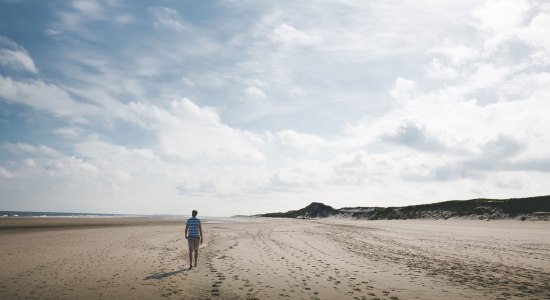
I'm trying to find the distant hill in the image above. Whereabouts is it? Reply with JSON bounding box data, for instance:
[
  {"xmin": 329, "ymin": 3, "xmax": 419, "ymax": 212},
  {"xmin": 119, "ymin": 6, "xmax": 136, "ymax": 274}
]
[
  {"xmin": 258, "ymin": 195, "xmax": 550, "ymax": 221},
  {"xmin": 261, "ymin": 202, "xmax": 338, "ymax": 219}
]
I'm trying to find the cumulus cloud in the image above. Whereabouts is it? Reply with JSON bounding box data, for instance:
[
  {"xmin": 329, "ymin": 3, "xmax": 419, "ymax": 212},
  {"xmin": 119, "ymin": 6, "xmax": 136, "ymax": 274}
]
[
  {"xmin": 410, "ymin": 135, "xmax": 546, "ymax": 182},
  {"xmin": 242, "ymin": 79, "xmax": 268, "ymax": 103},
  {"xmin": 74, "ymin": 138, "xmax": 160, "ymax": 171},
  {"xmin": 480, "ymin": 135, "xmax": 524, "ymax": 159},
  {"xmin": 271, "ymin": 23, "xmax": 320, "ymax": 46},
  {"xmin": 175, "ymin": 181, "xmax": 216, "ymax": 196},
  {"xmin": 128, "ymin": 98, "xmax": 265, "ymax": 162},
  {"xmin": 44, "ymin": 156, "xmax": 99, "ymax": 176},
  {"xmin": 425, "ymin": 58, "xmax": 458, "ymax": 79},
  {"xmin": 276, "ymin": 130, "xmax": 326, "ymax": 151},
  {"xmin": 240, "ymin": 79, "xmax": 270, "ymax": 103},
  {"xmin": 270, "ymin": 159, "xmax": 328, "ymax": 189},
  {"xmin": 518, "ymin": 5, "xmax": 550, "ymax": 63},
  {"xmin": 493, "ymin": 173, "xmax": 526, "ymax": 189},
  {"xmin": 470, "ymin": 0, "xmax": 531, "ymax": 33},
  {"xmin": 331, "ymin": 151, "xmax": 372, "ymax": 185},
  {"xmin": 243, "ymin": 85, "xmax": 266, "ymax": 101},
  {"xmin": 389, "ymin": 77, "xmax": 417, "ymax": 101},
  {"xmin": 382, "ymin": 123, "xmax": 446, "ymax": 152},
  {"xmin": 334, "ymin": 1, "xmax": 550, "ymax": 189},
  {"xmin": 0, "ymin": 36, "xmax": 38, "ymax": 73}
]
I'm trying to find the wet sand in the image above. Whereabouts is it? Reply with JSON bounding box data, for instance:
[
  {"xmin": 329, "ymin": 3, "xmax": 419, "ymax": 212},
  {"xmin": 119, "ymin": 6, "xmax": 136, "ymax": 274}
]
[{"xmin": 0, "ymin": 217, "xmax": 549, "ymax": 299}]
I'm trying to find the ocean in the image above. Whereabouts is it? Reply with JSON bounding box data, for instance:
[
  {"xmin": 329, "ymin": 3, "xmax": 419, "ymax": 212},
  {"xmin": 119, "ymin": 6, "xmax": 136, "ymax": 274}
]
[
  {"xmin": 0, "ymin": 211, "xmax": 146, "ymax": 218},
  {"xmin": 0, "ymin": 211, "xmax": 255, "ymax": 223}
]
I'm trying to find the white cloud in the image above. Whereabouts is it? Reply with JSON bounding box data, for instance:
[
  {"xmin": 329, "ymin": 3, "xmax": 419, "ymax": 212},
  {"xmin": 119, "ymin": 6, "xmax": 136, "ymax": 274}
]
[
  {"xmin": 181, "ymin": 76, "xmax": 195, "ymax": 86},
  {"xmin": 128, "ymin": 98, "xmax": 265, "ymax": 162},
  {"xmin": 71, "ymin": 0, "xmax": 103, "ymax": 17},
  {"xmin": 241, "ymin": 79, "xmax": 268, "ymax": 103},
  {"xmin": 425, "ymin": 58, "xmax": 458, "ymax": 79},
  {"xmin": 24, "ymin": 158, "xmax": 36, "ymax": 167},
  {"xmin": 243, "ymin": 85, "xmax": 266, "ymax": 102},
  {"xmin": 153, "ymin": 7, "xmax": 186, "ymax": 32},
  {"xmin": 111, "ymin": 169, "xmax": 132, "ymax": 181},
  {"xmin": 45, "ymin": 156, "xmax": 99, "ymax": 176},
  {"xmin": 1, "ymin": 142, "xmax": 62, "ymax": 157},
  {"xmin": 0, "ymin": 167, "xmax": 14, "ymax": 178},
  {"xmin": 271, "ymin": 23, "xmax": 320, "ymax": 46},
  {"xmin": 331, "ymin": 150, "xmax": 372, "ymax": 185},
  {"xmin": 276, "ymin": 130, "xmax": 327, "ymax": 151},
  {"xmin": 389, "ymin": 77, "xmax": 417, "ymax": 101},
  {"xmin": 54, "ymin": 127, "xmax": 83, "ymax": 138},
  {"xmin": 338, "ymin": 5, "xmax": 550, "ymax": 186},
  {"xmin": 244, "ymin": 86, "xmax": 266, "ymax": 102},
  {"xmin": 518, "ymin": 5, "xmax": 550, "ymax": 63},
  {"xmin": 0, "ymin": 75, "xmax": 101, "ymax": 122},
  {"xmin": 47, "ymin": 0, "xmax": 129, "ymax": 40},
  {"xmin": 471, "ymin": 0, "xmax": 530, "ymax": 33},
  {"xmin": 270, "ymin": 159, "xmax": 329, "ymax": 189},
  {"xmin": 382, "ymin": 123, "xmax": 446, "ymax": 152},
  {"xmin": 0, "ymin": 36, "xmax": 38, "ymax": 73},
  {"xmin": 75, "ymin": 139, "xmax": 159, "ymax": 166},
  {"xmin": 430, "ymin": 41, "xmax": 480, "ymax": 66}
]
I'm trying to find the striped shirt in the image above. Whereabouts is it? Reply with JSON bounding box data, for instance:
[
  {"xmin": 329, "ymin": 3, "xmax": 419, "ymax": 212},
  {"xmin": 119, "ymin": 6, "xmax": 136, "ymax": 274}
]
[{"xmin": 186, "ymin": 217, "xmax": 201, "ymax": 238}]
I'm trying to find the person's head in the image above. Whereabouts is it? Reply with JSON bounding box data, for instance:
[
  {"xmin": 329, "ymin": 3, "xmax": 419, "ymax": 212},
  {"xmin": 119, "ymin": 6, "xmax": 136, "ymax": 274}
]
[{"xmin": 192, "ymin": 210, "xmax": 198, "ymax": 217}]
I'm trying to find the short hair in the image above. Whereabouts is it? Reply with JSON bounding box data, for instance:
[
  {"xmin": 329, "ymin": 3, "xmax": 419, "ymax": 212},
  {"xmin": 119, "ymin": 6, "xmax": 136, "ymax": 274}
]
[{"xmin": 192, "ymin": 210, "xmax": 198, "ymax": 217}]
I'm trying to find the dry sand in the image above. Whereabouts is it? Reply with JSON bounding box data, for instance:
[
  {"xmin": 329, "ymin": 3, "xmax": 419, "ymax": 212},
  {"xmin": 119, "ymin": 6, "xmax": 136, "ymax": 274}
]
[{"xmin": 0, "ymin": 217, "xmax": 549, "ymax": 299}]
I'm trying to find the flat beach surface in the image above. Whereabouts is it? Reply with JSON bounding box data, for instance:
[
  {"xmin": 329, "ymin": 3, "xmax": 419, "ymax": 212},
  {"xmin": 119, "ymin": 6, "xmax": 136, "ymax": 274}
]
[{"xmin": 0, "ymin": 217, "xmax": 549, "ymax": 299}]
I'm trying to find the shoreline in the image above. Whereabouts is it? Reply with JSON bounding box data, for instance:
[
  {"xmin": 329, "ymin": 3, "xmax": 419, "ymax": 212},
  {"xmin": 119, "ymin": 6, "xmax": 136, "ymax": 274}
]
[
  {"xmin": 1, "ymin": 215, "xmax": 544, "ymax": 231},
  {"xmin": 0, "ymin": 217, "xmax": 183, "ymax": 232}
]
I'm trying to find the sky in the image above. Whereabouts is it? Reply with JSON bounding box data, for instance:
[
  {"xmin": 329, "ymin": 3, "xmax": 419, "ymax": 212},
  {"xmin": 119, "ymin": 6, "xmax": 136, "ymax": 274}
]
[{"xmin": 1, "ymin": 0, "xmax": 550, "ymax": 216}]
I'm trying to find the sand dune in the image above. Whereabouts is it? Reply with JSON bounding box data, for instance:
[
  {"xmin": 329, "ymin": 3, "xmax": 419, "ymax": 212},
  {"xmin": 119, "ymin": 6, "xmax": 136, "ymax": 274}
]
[{"xmin": 1, "ymin": 218, "xmax": 549, "ymax": 299}]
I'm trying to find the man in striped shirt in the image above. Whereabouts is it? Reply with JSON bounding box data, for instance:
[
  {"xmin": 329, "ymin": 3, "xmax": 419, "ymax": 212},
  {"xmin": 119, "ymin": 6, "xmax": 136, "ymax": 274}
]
[{"xmin": 185, "ymin": 210, "xmax": 203, "ymax": 269}]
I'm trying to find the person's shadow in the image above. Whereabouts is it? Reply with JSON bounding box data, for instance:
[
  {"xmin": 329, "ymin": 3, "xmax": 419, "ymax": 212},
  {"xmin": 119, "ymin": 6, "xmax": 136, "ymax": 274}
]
[{"xmin": 144, "ymin": 268, "xmax": 187, "ymax": 280}]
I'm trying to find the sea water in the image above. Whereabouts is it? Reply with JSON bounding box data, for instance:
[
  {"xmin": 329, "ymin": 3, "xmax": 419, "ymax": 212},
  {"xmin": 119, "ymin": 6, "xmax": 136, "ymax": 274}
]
[{"xmin": 0, "ymin": 211, "xmax": 139, "ymax": 218}]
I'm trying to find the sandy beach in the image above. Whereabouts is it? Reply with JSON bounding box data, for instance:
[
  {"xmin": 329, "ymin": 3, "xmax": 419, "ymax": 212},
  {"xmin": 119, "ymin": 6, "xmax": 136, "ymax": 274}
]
[{"xmin": 1, "ymin": 217, "xmax": 549, "ymax": 299}]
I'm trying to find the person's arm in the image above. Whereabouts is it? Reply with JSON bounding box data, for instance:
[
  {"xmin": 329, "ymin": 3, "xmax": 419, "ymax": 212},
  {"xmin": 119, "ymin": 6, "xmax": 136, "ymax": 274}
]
[
  {"xmin": 199, "ymin": 224, "xmax": 203, "ymax": 244},
  {"xmin": 185, "ymin": 223, "xmax": 189, "ymax": 240}
]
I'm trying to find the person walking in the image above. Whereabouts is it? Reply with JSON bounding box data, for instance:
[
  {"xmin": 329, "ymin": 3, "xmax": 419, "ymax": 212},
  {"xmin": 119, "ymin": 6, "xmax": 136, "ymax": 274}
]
[{"xmin": 185, "ymin": 210, "xmax": 203, "ymax": 269}]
